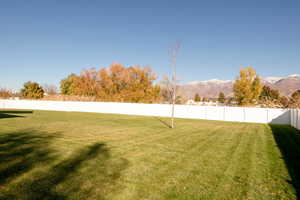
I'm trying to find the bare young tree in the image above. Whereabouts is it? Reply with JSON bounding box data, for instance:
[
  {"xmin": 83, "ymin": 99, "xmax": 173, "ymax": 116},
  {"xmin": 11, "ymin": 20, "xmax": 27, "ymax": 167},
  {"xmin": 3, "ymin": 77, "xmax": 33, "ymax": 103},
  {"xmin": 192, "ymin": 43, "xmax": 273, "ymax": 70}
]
[
  {"xmin": 169, "ymin": 41, "xmax": 180, "ymax": 128},
  {"xmin": 42, "ymin": 84, "xmax": 58, "ymax": 95},
  {"xmin": 160, "ymin": 74, "xmax": 173, "ymax": 104},
  {"xmin": 160, "ymin": 74, "xmax": 184, "ymax": 104}
]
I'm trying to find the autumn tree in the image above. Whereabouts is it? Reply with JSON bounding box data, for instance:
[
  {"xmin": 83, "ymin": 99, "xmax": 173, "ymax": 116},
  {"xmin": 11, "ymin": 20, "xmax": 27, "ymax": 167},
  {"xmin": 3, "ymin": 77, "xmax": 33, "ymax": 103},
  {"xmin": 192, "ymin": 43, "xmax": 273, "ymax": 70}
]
[
  {"xmin": 290, "ymin": 90, "xmax": 300, "ymax": 108},
  {"xmin": 218, "ymin": 92, "xmax": 225, "ymax": 103},
  {"xmin": 74, "ymin": 68, "xmax": 99, "ymax": 96},
  {"xmin": 279, "ymin": 96, "xmax": 289, "ymax": 108},
  {"xmin": 98, "ymin": 64, "xmax": 161, "ymax": 103},
  {"xmin": 0, "ymin": 88, "xmax": 13, "ymax": 99},
  {"xmin": 233, "ymin": 67, "xmax": 263, "ymax": 106},
  {"xmin": 21, "ymin": 82, "xmax": 44, "ymax": 99},
  {"xmin": 123, "ymin": 66, "xmax": 161, "ymax": 103},
  {"xmin": 194, "ymin": 93, "xmax": 201, "ymax": 102},
  {"xmin": 258, "ymin": 85, "xmax": 287, "ymax": 108},
  {"xmin": 60, "ymin": 63, "xmax": 161, "ymax": 103},
  {"xmin": 260, "ymin": 86, "xmax": 280, "ymax": 101},
  {"xmin": 60, "ymin": 73, "xmax": 79, "ymax": 95}
]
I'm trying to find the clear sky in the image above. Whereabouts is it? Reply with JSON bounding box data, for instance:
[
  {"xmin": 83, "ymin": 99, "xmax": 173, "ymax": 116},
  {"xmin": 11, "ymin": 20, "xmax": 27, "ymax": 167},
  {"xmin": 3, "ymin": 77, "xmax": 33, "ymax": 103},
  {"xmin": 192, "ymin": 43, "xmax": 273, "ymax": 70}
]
[{"xmin": 1, "ymin": 0, "xmax": 300, "ymax": 90}]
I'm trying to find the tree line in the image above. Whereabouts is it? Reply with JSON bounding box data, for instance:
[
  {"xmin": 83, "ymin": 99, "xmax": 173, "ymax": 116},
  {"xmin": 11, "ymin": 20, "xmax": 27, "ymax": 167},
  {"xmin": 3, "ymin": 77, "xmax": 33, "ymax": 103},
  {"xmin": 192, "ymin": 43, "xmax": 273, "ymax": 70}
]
[
  {"xmin": 192, "ymin": 67, "xmax": 300, "ymax": 108},
  {"xmin": 233, "ymin": 67, "xmax": 300, "ymax": 108},
  {"xmin": 1, "ymin": 64, "xmax": 299, "ymax": 108},
  {"xmin": 2, "ymin": 63, "xmax": 161, "ymax": 103}
]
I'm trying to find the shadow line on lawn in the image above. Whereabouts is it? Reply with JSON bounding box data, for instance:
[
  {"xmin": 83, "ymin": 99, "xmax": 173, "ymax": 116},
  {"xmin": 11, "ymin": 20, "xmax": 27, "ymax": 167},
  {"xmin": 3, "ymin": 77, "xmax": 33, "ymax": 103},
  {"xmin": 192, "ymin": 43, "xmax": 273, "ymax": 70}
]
[
  {"xmin": 0, "ymin": 110, "xmax": 33, "ymax": 119},
  {"xmin": 269, "ymin": 124, "xmax": 300, "ymax": 199},
  {"xmin": 154, "ymin": 117, "xmax": 172, "ymax": 128},
  {"xmin": 0, "ymin": 129, "xmax": 128, "ymax": 200},
  {"xmin": 0, "ymin": 130, "xmax": 57, "ymax": 185}
]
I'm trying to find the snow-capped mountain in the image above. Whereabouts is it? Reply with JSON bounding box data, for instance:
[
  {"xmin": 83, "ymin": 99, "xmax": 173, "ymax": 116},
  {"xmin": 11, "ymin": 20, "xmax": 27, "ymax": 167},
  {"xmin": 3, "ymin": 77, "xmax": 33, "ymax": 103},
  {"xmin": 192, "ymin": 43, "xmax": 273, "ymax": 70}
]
[
  {"xmin": 288, "ymin": 74, "xmax": 300, "ymax": 78},
  {"xmin": 186, "ymin": 79, "xmax": 232, "ymax": 85},
  {"xmin": 180, "ymin": 74, "xmax": 300, "ymax": 98},
  {"xmin": 262, "ymin": 77, "xmax": 283, "ymax": 84}
]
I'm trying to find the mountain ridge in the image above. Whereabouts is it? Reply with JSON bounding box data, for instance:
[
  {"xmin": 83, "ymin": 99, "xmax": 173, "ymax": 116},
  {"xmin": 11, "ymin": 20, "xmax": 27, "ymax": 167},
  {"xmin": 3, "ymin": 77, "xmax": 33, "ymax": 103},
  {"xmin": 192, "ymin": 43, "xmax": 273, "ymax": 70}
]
[{"xmin": 180, "ymin": 74, "xmax": 300, "ymax": 98}]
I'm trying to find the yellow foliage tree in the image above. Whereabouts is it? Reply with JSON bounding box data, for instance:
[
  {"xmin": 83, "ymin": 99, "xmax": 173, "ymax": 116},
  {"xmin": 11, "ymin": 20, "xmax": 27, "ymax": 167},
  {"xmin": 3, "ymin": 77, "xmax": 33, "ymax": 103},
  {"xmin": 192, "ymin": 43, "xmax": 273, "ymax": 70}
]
[{"xmin": 233, "ymin": 67, "xmax": 263, "ymax": 106}]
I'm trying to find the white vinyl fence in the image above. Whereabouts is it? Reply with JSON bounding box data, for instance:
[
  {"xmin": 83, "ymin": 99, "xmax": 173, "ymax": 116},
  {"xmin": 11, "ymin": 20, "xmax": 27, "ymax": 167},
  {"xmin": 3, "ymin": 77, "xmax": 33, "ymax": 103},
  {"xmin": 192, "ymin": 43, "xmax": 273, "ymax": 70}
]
[
  {"xmin": 291, "ymin": 109, "xmax": 300, "ymax": 130},
  {"xmin": 0, "ymin": 100, "xmax": 292, "ymax": 125}
]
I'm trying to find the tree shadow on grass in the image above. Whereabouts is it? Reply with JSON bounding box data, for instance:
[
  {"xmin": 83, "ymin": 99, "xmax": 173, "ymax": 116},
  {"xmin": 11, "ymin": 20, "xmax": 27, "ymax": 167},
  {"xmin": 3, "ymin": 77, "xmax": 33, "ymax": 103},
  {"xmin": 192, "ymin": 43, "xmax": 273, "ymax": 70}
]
[
  {"xmin": 269, "ymin": 124, "xmax": 300, "ymax": 199},
  {"xmin": 0, "ymin": 130, "xmax": 128, "ymax": 200},
  {"xmin": 0, "ymin": 130, "xmax": 57, "ymax": 185},
  {"xmin": 0, "ymin": 110, "xmax": 33, "ymax": 119},
  {"xmin": 0, "ymin": 113, "xmax": 24, "ymax": 119},
  {"xmin": 0, "ymin": 111, "xmax": 33, "ymax": 114},
  {"xmin": 154, "ymin": 117, "xmax": 172, "ymax": 128}
]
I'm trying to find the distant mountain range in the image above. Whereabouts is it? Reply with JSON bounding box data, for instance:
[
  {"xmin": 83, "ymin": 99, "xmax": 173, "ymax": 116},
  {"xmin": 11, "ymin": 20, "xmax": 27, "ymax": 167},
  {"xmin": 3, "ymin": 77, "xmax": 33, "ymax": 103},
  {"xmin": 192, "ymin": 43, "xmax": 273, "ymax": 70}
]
[{"xmin": 180, "ymin": 74, "xmax": 300, "ymax": 98}]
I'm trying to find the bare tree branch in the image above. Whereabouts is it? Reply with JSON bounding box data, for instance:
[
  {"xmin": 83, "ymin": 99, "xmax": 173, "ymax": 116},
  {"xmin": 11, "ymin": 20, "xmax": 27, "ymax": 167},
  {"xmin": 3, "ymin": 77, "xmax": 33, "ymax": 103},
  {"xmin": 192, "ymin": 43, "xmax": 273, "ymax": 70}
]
[{"xmin": 169, "ymin": 41, "xmax": 181, "ymax": 128}]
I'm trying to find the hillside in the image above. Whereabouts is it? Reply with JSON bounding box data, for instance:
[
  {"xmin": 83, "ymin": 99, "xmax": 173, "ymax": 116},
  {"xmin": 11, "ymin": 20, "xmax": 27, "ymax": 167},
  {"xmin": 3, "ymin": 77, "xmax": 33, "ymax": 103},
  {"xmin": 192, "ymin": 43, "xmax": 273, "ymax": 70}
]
[{"xmin": 180, "ymin": 74, "xmax": 300, "ymax": 98}]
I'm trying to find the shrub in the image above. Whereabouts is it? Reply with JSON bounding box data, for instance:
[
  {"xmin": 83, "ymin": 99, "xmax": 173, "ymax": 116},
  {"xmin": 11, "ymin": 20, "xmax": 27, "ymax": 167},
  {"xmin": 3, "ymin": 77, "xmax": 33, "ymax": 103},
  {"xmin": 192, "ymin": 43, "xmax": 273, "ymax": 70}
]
[{"xmin": 21, "ymin": 82, "xmax": 44, "ymax": 99}]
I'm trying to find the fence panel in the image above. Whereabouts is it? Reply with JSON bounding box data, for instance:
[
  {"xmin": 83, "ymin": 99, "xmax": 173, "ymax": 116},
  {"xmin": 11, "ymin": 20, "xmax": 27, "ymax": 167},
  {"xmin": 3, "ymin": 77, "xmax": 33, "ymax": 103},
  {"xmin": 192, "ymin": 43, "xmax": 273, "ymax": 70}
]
[
  {"xmin": 0, "ymin": 100, "xmax": 292, "ymax": 125},
  {"xmin": 224, "ymin": 107, "xmax": 244, "ymax": 122},
  {"xmin": 244, "ymin": 107, "xmax": 267, "ymax": 123},
  {"xmin": 290, "ymin": 109, "xmax": 300, "ymax": 130}
]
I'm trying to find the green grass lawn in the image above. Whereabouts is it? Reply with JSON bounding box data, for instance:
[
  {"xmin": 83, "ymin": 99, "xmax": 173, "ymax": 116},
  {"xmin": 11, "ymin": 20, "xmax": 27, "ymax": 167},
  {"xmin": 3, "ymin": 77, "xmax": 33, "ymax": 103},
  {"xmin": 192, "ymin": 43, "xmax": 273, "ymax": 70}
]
[{"xmin": 0, "ymin": 110, "xmax": 299, "ymax": 200}]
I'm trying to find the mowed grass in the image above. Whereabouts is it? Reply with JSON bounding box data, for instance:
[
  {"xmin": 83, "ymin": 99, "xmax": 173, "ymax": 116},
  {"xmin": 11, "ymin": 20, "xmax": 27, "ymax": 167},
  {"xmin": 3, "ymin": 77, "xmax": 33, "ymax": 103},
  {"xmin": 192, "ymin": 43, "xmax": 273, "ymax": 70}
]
[{"xmin": 0, "ymin": 110, "xmax": 299, "ymax": 200}]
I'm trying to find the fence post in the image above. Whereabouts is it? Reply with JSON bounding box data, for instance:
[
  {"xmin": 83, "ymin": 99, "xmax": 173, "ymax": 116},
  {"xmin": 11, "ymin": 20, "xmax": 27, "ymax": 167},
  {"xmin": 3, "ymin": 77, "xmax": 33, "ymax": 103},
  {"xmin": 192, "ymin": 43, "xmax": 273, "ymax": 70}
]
[
  {"xmin": 296, "ymin": 109, "xmax": 297, "ymax": 129},
  {"xmin": 295, "ymin": 109, "xmax": 297, "ymax": 129},
  {"xmin": 296, "ymin": 109, "xmax": 300, "ymax": 129},
  {"xmin": 291, "ymin": 109, "xmax": 293, "ymax": 127},
  {"xmin": 294, "ymin": 109, "xmax": 296, "ymax": 128},
  {"xmin": 293, "ymin": 109, "xmax": 295, "ymax": 128},
  {"xmin": 266, "ymin": 108, "xmax": 269, "ymax": 124}
]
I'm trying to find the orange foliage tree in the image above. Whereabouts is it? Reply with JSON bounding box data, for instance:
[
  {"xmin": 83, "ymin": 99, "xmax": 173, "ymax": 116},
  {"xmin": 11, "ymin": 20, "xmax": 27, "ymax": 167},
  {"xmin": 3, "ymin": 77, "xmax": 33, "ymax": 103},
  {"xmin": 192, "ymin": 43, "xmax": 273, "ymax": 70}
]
[{"xmin": 60, "ymin": 63, "xmax": 161, "ymax": 103}]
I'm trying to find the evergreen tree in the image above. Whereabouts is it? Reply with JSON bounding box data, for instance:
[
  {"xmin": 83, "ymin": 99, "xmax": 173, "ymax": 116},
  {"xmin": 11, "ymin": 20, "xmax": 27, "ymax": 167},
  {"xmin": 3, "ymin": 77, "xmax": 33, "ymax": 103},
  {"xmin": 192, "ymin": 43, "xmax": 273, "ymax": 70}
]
[
  {"xmin": 202, "ymin": 97, "xmax": 208, "ymax": 102},
  {"xmin": 218, "ymin": 92, "xmax": 225, "ymax": 103},
  {"xmin": 194, "ymin": 93, "xmax": 201, "ymax": 102}
]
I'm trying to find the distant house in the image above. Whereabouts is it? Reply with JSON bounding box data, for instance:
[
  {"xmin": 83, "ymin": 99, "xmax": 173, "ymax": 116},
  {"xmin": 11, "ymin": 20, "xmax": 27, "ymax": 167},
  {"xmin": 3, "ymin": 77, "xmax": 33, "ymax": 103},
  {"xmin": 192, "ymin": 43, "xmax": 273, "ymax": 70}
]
[
  {"xmin": 186, "ymin": 99, "xmax": 196, "ymax": 105},
  {"xmin": 186, "ymin": 99, "xmax": 222, "ymax": 106}
]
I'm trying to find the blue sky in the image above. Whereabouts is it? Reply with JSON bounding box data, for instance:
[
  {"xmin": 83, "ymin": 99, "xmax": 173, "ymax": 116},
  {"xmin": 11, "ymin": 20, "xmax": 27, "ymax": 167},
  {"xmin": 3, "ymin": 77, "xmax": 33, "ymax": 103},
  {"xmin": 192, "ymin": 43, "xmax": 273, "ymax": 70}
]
[{"xmin": 1, "ymin": 0, "xmax": 300, "ymax": 90}]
